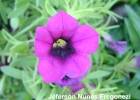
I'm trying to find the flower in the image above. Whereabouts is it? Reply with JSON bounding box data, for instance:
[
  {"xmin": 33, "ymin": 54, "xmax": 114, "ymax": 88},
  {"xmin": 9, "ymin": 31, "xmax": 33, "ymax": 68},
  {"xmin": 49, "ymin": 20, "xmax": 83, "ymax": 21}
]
[
  {"xmin": 103, "ymin": 33, "xmax": 127, "ymax": 55},
  {"xmin": 134, "ymin": 56, "xmax": 140, "ymax": 67},
  {"xmin": 108, "ymin": 41, "xmax": 127, "ymax": 55},
  {"xmin": 34, "ymin": 10, "xmax": 99, "ymax": 83},
  {"xmin": 56, "ymin": 74, "xmax": 85, "ymax": 87},
  {"xmin": 130, "ymin": 56, "xmax": 140, "ymax": 67},
  {"xmin": 72, "ymin": 84, "xmax": 95, "ymax": 93}
]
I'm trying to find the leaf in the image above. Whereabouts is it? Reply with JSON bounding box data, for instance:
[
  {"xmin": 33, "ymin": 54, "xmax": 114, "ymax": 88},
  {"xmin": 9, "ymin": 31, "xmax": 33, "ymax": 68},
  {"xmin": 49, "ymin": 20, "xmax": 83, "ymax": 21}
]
[
  {"xmin": 10, "ymin": 42, "xmax": 29, "ymax": 54},
  {"xmin": 71, "ymin": 0, "xmax": 78, "ymax": 11},
  {"xmin": 1, "ymin": 66, "xmax": 22, "ymax": 79},
  {"xmin": 129, "ymin": 0, "xmax": 138, "ymax": 5},
  {"xmin": 45, "ymin": 88, "xmax": 56, "ymax": 99},
  {"xmin": 125, "ymin": 5, "xmax": 140, "ymax": 38},
  {"xmin": 118, "ymin": 69, "xmax": 140, "ymax": 99},
  {"xmin": 87, "ymin": 70, "xmax": 111, "ymax": 79},
  {"xmin": 0, "ymin": 31, "xmax": 6, "ymax": 45},
  {"xmin": 2, "ymin": 29, "xmax": 19, "ymax": 44},
  {"xmin": 124, "ymin": 18, "xmax": 140, "ymax": 52},
  {"xmin": 45, "ymin": 1, "xmax": 57, "ymax": 16},
  {"xmin": 16, "ymin": 0, "xmax": 31, "ymax": 7},
  {"xmin": 109, "ymin": 27, "xmax": 124, "ymax": 41},
  {"xmin": 8, "ymin": 3, "xmax": 29, "ymax": 18},
  {"xmin": 10, "ymin": 56, "xmax": 37, "ymax": 68},
  {"xmin": 73, "ymin": 9, "xmax": 94, "ymax": 19},
  {"xmin": 38, "ymin": 0, "xmax": 46, "ymax": 8},
  {"xmin": 130, "ymin": 69, "xmax": 140, "ymax": 86},
  {"xmin": 49, "ymin": 0, "xmax": 59, "ymax": 8},
  {"xmin": 22, "ymin": 71, "xmax": 38, "ymax": 98},
  {"xmin": 29, "ymin": 78, "xmax": 42, "ymax": 88},
  {"xmin": 0, "ymin": 75, "xmax": 6, "ymax": 94},
  {"xmin": 131, "ymin": 89, "xmax": 140, "ymax": 99},
  {"xmin": 36, "ymin": 85, "xmax": 48, "ymax": 100},
  {"xmin": 10, "ymin": 17, "xmax": 19, "ymax": 30},
  {"xmin": 0, "ymin": 0, "xmax": 8, "ymax": 24},
  {"xmin": 15, "ymin": 16, "xmax": 44, "ymax": 38},
  {"xmin": 58, "ymin": 0, "xmax": 66, "ymax": 8}
]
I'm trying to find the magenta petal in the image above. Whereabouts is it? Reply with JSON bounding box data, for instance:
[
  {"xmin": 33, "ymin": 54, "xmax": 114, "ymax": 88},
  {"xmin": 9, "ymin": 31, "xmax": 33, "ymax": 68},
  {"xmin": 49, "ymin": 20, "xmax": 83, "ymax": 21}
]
[
  {"xmin": 108, "ymin": 41, "xmax": 127, "ymax": 55},
  {"xmin": 46, "ymin": 11, "xmax": 63, "ymax": 39},
  {"xmin": 34, "ymin": 40, "xmax": 51, "ymax": 58},
  {"xmin": 46, "ymin": 10, "xmax": 78, "ymax": 38},
  {"xmin": 65, "ymin": 53, "xmax": 91, "ymax": 78},
  {"xmin": 73, "ymin": 36, "xmax": 99, "ymax": 54},
  {"xmin": 35, "ymin": 26, "xmax": 53, "ymax": 44},
  {"xmin": 71, "ymin": 25, "xmax": 99, "ymax": 54},
  {"xmin": 72, "ymin": 84, "xmax": 95, "ymax": 93},
  {"xmin": 38, "ymin": 57, "xmax": 65, "ymax": 83},
  {"xmin": 61, "ymin": 11, "xmax": 78, "ymax": 38},
  {"xmin": 72, "ymin": 84, "xmax": 85, "ymax": 93},
  {"xmin": 56, "ymin": 75, "xmax": 85, "ymax": 87},
  {"xmin": 72, "ymin": 25, "xmax": 99, "ymax": 42},
  {"xmin": 134, "ymin": 56, "xmax": 140, "ymax": 67}
]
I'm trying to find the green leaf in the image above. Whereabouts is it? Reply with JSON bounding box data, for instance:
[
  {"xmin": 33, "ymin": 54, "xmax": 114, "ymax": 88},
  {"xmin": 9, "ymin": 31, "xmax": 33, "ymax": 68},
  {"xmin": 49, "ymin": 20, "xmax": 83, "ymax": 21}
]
[
  {"xmin": 70, "ymin": 0, "xmax": 78, "ymax": 11},
  {"xmin": 8, "ymin": 3, "xmax": 29, "ymax": 18},
  {"xmin": 0, "ymin": 0, "xmax": 8, "ymax": 24},
  {"xmin": 46, "ymin": 88, "xmax": 56, "ymax": 99},
  {"xmin": 109, "ymin": 27, "xmax": 124, "ymax": 41},
  {"xmin": 11, "ymin": 56, "xmax": 37, "ymax": 68},
  {"xmin": 1, "ymin": 66, "xmax": 22, "ymax": 79},
  {"xmin": 38, "ymin": 0, "xmax": 46, "ymax": 8},
  {"xmin": 124, "ymin": 18, "xmax": 140, "ymax": 52},
  {"xmin": 29, "ymin": 78, "xmax": 42, "ymax": 88},
  {"xmin": 72, "ymin": 9, "xmax": 94, "ymax": 19},
  {"xmin": 130, "ymin": 69, "xmax": 140, "ymax": 86},
  {"xmin": 0, "ymin": 31, "xmax": 6, "ymax": 45},
  {"xmin": 58, "ymin": 0, "xmax": 66, "ymax": 8},
  {"xmin": 131, "ymin": 89, "xmax": 140, "ymax": 99},
  {"xmin": 49, "ymin": 0, "xmax": 59, "ymax": 8},
  {"xmin": 0, "ymin": 75, "xmax": 6, "ymax": 94},
  {"xmin": 45, "ymin": 1, "xmax": 57, "ymax": 16},
  {"xmin": 10, "ymin": 42, "xmax": 29, "ymax": 54},
  {"xmin": 125, "ymin": 5, "xmax": 140, "ymax": 38},
  {"xmin": 15, "ymin": 16, "xmax": 44, "ymax": 38},
  {"xmin": 2, "ymin": 29, "xmax": 19, "ymax": 45},
  {"xmin": 22, "ymin": 71, "xmax": 38, "ymax": 98},
  {"xmin": 36, "ymin": 85, "xmax": 49, "ymax": 100},
  {"xmin": 16, "ymin": 0, "xmax": 31, "ymax": 7},
  {"xmin": 129, "ymin": 0, "xmax": 138, "ymax": 5},
  {"xmin": 87, "ymin": 70, "xmax": 111, "ymax": 79},
  {"xmin": 10, "ymin": 17, "xmax": 19, "ymax": 30}
]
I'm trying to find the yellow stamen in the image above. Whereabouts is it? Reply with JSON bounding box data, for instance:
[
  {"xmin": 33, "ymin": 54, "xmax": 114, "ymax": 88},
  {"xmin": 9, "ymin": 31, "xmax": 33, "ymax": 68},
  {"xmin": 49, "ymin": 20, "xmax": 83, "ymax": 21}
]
[{"xmin": 53, "ymin": 39, "xmax": 67, "ymax": 48}]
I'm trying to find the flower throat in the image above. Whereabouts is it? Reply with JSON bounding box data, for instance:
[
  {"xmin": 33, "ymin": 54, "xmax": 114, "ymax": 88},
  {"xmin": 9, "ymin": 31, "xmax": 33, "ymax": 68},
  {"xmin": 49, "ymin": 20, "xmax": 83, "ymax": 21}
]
[
  {"xmin": 50, "ymin": 38, "xmax": 74, "ymax": 59},
  {"xmin": 53, "ymin": 39, "xmax": 67, "ymax": 48}
]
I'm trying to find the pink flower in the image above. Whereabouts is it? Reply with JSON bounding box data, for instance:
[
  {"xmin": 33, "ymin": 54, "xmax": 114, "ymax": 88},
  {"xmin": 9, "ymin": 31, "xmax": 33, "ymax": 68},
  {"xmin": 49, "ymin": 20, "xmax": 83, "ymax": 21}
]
[
  {"xmin": 72, "ymin": 84, "xmax": 95, "ymax": 93},
  {"xmin": 56, "ymin": 74, "xmax": 85, "ymax": 87},
  {"xmin": 108, "ymin": 41, "xmax": 127, "ymax": 55},
  {"xmin": 131, "ymin": 56, "xmax": 140, "ymax": 67},
  {"xmin": 103, "ymin": 33, "xmax": 127, "ymax": 55},
  {"xmin": 134, "ymin": 56, "xmax": 140, "ymax": 67},
  {"xmin": 34, "ymin": 11, "xmax": 99, "ymax": 83}
]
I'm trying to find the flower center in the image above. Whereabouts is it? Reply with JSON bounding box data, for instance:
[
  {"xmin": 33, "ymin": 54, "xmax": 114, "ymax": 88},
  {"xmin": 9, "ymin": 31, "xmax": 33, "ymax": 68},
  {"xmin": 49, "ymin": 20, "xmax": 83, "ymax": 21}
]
[
  {"xmin": 50, "ymin": 38, "xmax": 74, "ymax": 59},
  {"xmin": 53, "ymin": 39, "xmax": 67, "ymax": 48},
  {"xmin": 62, "ymin": 75, "xmax": 70, "ymax": 81}
]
